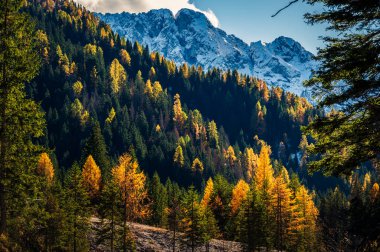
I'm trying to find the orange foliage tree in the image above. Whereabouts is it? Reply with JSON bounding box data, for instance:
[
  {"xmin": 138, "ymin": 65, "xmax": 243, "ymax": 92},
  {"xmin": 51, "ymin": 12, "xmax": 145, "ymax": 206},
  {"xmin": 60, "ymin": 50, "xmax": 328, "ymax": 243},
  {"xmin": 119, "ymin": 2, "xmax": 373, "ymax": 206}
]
[
  {"xmin": 230, "ymin": 179, "xmax": 250, "ymax": 215},
  {"xmin": 272, "ymin": 168, "xmax": 293, "ymax": 250},
  {"xmin": 112, "ymin": 153, "xmax": 150, "ymax": 221},
  {"xmin": 37, "ymin": 152, "xmax": 54, "ymax": 184},
  {"xmin": 254, "ymin": 143, "xmax": 274, "ymax": 191},
  {"xmin": 288, "ymin": 185, "xmax": 318, "ymax": 251},
  {"xmin": 82, "ymin": 155, "xmax": 102, "ymax": 199},
  {"xmin": 201, "ymin": 178, "xmax": 214, "ymax": 208}
]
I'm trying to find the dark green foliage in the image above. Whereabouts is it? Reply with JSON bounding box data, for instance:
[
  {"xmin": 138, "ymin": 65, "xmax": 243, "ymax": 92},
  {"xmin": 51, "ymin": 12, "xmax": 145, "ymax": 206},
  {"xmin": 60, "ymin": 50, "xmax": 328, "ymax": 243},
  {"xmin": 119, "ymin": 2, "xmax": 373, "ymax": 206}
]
[
  {"xmin": 149, "ymin": 172, "xmax": 168, "ymax": 227},
  {"xmin": 0, "ymin": 0, "xmax": 46, "ymax": 246},
  {"xmin": 82, "ymin": 120, "xmax": 111, "ymax": 176},
  {"xmin": 304, "ymin": 0, "xmax": 380, "ymax": 175},
  {"xmin": 61, "ymin": 162, "xmax": 90, "ymax": 251},
  {"xmin": 165, "ymin": 179, "xmax": 182, "ymax": 251},
  {"xmin": 180, "ymin": 186, "xmax": 205, "ymax": 251},
  {"xmin": 98, "ymin": 178, "xmax": 123, "ymax": 252},
  {"xmin": 319, "ymin": 187, "xmax": 350, "ymax": 251},
  {"xmin": 23, "ymin": 0, "xmax": 318, "ymax": 190}
]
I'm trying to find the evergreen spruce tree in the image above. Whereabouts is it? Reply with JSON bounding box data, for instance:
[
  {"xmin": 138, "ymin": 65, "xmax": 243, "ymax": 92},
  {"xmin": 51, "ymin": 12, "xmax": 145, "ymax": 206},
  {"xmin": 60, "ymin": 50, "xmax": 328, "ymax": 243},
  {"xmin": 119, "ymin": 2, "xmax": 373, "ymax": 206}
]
[
  {"xmin": 166, "ymin": 179, "xmax": 181, "ymax": 252},
  {"xmin": 303, "ymin": 0, "xmax": 380, "ymax": 175},
  {"xmin": 83, "ymin": 120, "xmax": 110, "ymax": 177},
  {"xmin": 0, "ymin": 0, "xmax": 46, "ymax": 247},
  {"xmin": 149, "ymin": 172, "xmax": 168, "ymax": 227},
  {"xmin": 98, "ymin": 178, "xmax": 123, "ymax": 252},
  {"xmin": 180, "ymin": 186, "xmax": 205, "ymax": 252},
  {"xmin": 61, "ymin": 162, "xmax": 90, "ymax": 252}
]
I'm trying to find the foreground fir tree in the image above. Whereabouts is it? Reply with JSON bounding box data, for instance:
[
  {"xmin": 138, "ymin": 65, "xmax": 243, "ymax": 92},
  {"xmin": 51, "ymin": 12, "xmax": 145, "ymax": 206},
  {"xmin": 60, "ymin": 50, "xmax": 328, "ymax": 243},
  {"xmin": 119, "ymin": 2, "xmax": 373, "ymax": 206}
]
[
  {"xmin": 149, "ymin": 172, "xmax": 168, "ymax": 227},
  {"xmin": 0, "ymin": 0, "xmax": 46, "ymax": 246},
  {"xmin": 303, "ymin": 0, "xmax": 380, "ymax": 176},
  {"xmin": 98, "ymin": 178, "xmax": 122, "ymax": 252},
  {"xmin": 62, "ymin": 162, "xmax": 90, "ymax": 252}
]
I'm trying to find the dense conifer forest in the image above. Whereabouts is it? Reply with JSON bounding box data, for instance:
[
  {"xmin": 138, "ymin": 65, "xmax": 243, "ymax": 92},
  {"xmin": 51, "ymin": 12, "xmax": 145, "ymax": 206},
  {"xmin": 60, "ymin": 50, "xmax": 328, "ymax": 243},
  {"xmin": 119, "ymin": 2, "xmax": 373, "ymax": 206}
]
[{"xmin": 0, "ymin": 0, "xmax": 378, "ymax": 251}]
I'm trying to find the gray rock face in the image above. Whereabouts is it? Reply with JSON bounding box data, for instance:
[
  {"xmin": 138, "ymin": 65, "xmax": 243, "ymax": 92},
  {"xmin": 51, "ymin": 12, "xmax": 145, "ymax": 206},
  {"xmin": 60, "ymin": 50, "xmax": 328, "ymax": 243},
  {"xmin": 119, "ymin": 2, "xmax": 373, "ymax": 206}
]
[{"xmin": 97, "ymin": 9, "xmax": 318, "ymax": 96}]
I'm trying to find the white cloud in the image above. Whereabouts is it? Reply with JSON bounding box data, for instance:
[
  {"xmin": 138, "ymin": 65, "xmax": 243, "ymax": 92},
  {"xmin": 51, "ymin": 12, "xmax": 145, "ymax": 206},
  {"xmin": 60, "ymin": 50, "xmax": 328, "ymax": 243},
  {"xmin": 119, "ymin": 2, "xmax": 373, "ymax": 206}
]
[{"xmin": 74, "ymin": 0, "xmax": 219, "ymax": 27}]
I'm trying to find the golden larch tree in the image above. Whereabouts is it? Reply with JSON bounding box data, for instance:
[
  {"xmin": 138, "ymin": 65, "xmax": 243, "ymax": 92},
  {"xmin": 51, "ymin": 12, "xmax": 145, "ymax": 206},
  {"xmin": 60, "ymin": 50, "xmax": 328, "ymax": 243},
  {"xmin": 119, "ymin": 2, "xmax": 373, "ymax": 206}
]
[
  {"xmin": 173, "ymin": 94, "xmax": 187, "ymax": 130},
  {"xmin": 112, "ymin": 153, "xmax": 150, "ymax": 221},
  {"xmin": 370, "ymin": 183, "xmax": 379, "ymax": 202},
  {"xmin": 72, "ymin": 80, "xmax": 83, "ymax": 96},
  {"xmin": 288, "ymin": 185, "xmax": 318, "ymax": 251},
  {"xmin": 105, "ymin": 107, "xmax": 116, "ymax": 124},
  {"xmin": 243, "ymin": 147, "xmax": 258, "ymax": 181},
  {"xmin": 173, "ymin": 145, "xmax": 185, "ymax": 168},
  {"xmin": 201, "ymin": 178, "xmax": 214, "ymax": 208},
  {"xmin": 144, "ymin": 79, "xmax": 153, "ymax": 97},
  {"xmin": 230, "ymin": 179, "xmax": 250, "ymax": 215},
  {"xmin": 191, "ymin": 158, "xmax": 204, "ymax": 173},
  {"xmin": 224, "ymin": 146, "xmax": 237, "ymax": 168},
  {"xmin": 37, "ymin": 152, "xmax": 54, "ymax": 184},
  {"xmin": 82, "ymin": 155, "xmax": 102, "ymax": 199},
  {"xmin": 272, "ymin": 173, "xmax": 293, "ymax": 250},
  {"xmin": 109, "ymin": 58, "xmax": 127, "ymax": 94},
  {"xmin": 152, "ymin": 81, "xmax": 163, "ymax": 99},
  {"xmin": 254, "ymin": 143, "xmax": 274, "ymax": 191},
  {"xmin": 119, "ymin": 49, "xmax": 131, "ymax": 66}
]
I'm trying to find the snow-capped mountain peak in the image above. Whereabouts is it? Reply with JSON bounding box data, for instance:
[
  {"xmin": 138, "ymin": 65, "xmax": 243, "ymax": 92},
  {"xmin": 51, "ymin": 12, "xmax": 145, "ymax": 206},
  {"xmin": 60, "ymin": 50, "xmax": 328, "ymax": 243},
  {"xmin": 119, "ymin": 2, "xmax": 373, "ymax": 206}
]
[{"xmin": 96, "ymin": 9, "xmax": 317, "ymax": 97}]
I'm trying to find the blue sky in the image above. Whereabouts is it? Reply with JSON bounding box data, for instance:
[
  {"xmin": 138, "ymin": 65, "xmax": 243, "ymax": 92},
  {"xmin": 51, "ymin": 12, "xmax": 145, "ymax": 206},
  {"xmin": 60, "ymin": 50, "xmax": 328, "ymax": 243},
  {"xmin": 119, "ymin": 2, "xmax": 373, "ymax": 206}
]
[
  {"xmin": 75, "ymin": 0, "xmax": 329, "ymax": 54},
  {"xmin": 191, "ymin": 0, "xmax": 327, "ymax": 53}
]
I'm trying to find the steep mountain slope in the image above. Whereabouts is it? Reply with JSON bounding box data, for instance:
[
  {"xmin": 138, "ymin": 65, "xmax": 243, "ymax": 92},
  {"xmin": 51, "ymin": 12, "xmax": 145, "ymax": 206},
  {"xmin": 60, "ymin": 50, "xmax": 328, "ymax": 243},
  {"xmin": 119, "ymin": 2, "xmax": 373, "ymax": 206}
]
[
  {"xmin": 26, "ymin": 0, "xmax": 318, "ymax": 188},
  {"xmin": 97, "ymin": 9, "xmax": 317, "ymax": 96}
]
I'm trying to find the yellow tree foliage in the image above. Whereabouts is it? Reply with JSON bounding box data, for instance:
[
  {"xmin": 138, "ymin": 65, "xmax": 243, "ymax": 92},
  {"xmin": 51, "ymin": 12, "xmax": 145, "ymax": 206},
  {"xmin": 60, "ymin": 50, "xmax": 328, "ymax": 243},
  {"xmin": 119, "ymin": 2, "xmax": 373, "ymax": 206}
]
[
  {"xmin": 112, "ymin": 153, "xmax": 150, "ymax": 221},
  {"xmin": 191, "ymin": 158, "xmax": 204, "ymax": 172},
  {"xmin": 173, "ymin": 94, "xmax": 187, "ymax": 129},
  {"xmin": 181, "ymin": 63, "xmax": 189, "ymax": 78},
  {"xmin": 82, "ymin": 155, "xmax": 102, "ymax": 198},
  {"xmin": 254, "ymin": 143, "xmax": 274, "ymax": 191},
  {"xmin": 224, "ymin": 146, "xmax": 237, "ymax": 168},
  {"xmin": 207, "ymin": 120, "xmax": 219, "ymax": 148},
  {"xmin": 201, "ymin": 178, "xmax": 214, "ymax": 208},
  {"xmin": 230, "ymin": 179, "xmax": 250, "ymax": 214},
  {"xmin": 100, "ymin": 27, "xmax": 108, "ymax": 39},
  {"xmin": 152, "ymin": 81, "xmax": 163, "ymax": 99},
  {"xmin": 190, "ymin": 110, "xmax": 206, "ymax": 141},
  {"xmin": 56, "ymin": 45, "xmax": 76, "ymax": 76},
  {"xmin": 272, "ymin": 174, "xmax": 293, "ymax": 249},
  {"xmin": 279, "ymin": 167, "xmax": 290, "ymax": 185},
  {"xmin": 173, "ymin": 145, "xmax": 184, "ymax": 167},
  {"xmin": 362, "ymin": 172, "xmax": 371, "ymax": 191},
  {"xmin": 83, "ymin": 43, "xmax": 97, "ymax": 56},
  {"xmin": 149, "ymin": 67, "xmax": 156, "ymax": 79},
  {"xmin": 288, "ymin": 185, "xmax": 318, "ymax": 250},
  {"xmin": 35, "ymin": 30, "xmax": 49, "ymax": 61},
  {"xmin": 243, "ymin": 147, "xmax": 258, "ymax": 181},
  {"xmin": 71, "ymin": 98, "xmax": 89, "ymax": 125},
  {"xmin": 144, "ymin": 79, "xmax": 153, "ymax": 96},
  {"xmin": 72, "ymin": 80, "xmax": 83, "ymax": 96},
  {"xmin": 37, "ymin": 153, "xmax": 54, "ymax": 184},
  {"xmin": 109, "ymin": 58, "xmax": 127, "ymax": 94},
  {"xmin": 155, "ymin": 124, "xmax": 161, "ymax": 133},
  {"xmin": 144, "ymin": 80, "xmax": 163, "ymax": 100},
  {"xmin": 119, "ymin": 49, "xmax": 131, "ymax": 66},
  {"xmin": 105, "ymin": 107, "xmax": 116, "ymax": 124},
  {"xmin": 370, "ymin": 183, "xmax": 379, "ymax": 202}
]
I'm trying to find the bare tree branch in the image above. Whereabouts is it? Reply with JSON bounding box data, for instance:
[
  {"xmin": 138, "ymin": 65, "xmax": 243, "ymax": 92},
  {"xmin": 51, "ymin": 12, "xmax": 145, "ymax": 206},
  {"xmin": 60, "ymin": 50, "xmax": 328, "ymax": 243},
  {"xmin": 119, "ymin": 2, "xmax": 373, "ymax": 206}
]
[{"xmin": 271, "ymin": 0, "xmax": 300, "ymax": 17}]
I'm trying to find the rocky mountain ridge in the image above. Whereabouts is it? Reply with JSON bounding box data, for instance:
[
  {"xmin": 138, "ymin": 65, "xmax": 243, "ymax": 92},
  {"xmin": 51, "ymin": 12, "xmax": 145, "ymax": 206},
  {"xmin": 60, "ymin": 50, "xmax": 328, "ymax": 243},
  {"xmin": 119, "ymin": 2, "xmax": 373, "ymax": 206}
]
[{"xmin": 96, "ymin": 8, "xmax": 318, "ymax": 97}]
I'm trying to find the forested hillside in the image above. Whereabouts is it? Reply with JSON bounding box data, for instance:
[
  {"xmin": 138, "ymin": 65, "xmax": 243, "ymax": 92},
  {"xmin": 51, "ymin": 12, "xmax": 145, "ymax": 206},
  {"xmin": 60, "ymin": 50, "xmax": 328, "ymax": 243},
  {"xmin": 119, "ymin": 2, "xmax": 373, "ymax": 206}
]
[
  {"xmin": 0, "ymin": 0, "xmax": 378, "ymax": 251},
  {"xmin": 26, "ymin": 0, "xmax": 320, "ymax": 187}
]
